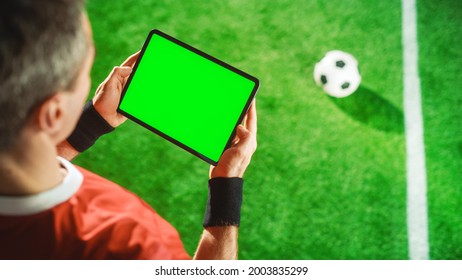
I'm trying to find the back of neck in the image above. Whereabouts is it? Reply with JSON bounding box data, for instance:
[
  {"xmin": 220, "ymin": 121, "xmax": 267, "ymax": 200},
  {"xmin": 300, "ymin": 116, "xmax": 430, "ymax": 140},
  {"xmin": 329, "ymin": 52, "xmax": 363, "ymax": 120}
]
[{"xmin": 0, "ymin": 130, "xmax": 64, "ymax": 196}]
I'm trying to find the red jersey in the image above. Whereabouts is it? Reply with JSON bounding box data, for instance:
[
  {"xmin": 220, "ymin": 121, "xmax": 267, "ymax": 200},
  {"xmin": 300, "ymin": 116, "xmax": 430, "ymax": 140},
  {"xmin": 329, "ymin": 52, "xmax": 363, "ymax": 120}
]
[{"xmin": 0, "ymin": 157, "xmax": 190, "ymax": 260}]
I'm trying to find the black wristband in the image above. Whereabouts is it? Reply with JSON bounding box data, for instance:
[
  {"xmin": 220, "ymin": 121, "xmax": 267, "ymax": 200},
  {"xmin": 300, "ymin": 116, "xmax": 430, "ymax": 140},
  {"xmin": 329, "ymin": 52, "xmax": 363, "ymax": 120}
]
[
  {"xmin": 67, "ymin": 100, "xmax": 114, "ymax": 152},
  {"xmin": 203, "ymin": 177, "xmax": 243, "ymax": 228}
]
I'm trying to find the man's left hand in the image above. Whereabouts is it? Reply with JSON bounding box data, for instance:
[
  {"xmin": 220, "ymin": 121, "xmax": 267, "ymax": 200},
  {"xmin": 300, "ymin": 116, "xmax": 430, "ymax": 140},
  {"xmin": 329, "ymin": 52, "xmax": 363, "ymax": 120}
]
[{"xmin": 92, "ymin": 51, "xmax": 140, "ymax": 128}]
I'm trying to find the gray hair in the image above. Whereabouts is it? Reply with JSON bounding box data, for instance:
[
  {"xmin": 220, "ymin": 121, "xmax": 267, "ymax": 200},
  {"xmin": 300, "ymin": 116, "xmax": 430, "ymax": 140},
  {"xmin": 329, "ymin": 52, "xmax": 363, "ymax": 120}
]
[{"xmin": 0, "ymin": 0, "xmax": 87, "ymax": 151}]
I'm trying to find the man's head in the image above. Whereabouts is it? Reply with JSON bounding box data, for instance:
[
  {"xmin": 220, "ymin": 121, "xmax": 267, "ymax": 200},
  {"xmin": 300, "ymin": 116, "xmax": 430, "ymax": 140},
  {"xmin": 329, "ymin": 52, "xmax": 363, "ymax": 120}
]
[{"xmin": 0, "ymin": 0, "xmax": 93, "ymax": 152}]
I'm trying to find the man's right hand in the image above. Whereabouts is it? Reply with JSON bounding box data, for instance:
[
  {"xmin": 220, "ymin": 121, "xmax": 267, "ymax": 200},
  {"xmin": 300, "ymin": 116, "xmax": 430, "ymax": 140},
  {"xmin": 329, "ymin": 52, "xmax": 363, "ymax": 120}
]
[{"xmin": 209, "ymin": 100, "xmax": 258, "ymax": 179}]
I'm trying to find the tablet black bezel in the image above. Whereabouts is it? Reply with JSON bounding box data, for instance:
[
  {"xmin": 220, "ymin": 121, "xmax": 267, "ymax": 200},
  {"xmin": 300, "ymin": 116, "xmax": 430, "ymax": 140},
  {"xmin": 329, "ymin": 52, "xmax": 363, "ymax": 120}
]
[{"xmin": 117, "ymin": 29, "xmax": 259, "ymax": 165}]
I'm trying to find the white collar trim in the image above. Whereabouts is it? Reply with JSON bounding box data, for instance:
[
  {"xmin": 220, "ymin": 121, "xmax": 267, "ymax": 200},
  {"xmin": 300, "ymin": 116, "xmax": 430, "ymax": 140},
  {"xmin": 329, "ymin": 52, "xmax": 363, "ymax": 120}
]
[{"xmin": 0, "ymin": 157, "xmax": 83, "ymax": 216}]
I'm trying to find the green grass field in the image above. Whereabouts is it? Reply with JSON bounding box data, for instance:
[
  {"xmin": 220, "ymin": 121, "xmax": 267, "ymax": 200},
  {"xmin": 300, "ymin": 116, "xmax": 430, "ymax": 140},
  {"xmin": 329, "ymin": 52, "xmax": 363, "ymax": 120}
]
[{"xmin": 74, "ymin": 0, "xmax": 461, "ymax": 259}]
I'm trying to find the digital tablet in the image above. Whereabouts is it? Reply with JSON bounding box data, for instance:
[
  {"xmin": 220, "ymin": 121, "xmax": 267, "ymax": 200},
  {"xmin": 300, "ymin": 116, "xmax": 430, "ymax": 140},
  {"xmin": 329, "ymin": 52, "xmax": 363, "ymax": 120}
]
[{"xmin": 118, "ymin": 29, "xmax": 259, "ymax": 165}]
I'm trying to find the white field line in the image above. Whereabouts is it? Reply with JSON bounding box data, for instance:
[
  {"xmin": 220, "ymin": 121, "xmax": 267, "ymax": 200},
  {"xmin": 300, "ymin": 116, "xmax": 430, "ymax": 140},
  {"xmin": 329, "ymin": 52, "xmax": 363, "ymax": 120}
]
[{"xmin": 402, "ymin": 0, "xmax": 430, "ymax": 260}]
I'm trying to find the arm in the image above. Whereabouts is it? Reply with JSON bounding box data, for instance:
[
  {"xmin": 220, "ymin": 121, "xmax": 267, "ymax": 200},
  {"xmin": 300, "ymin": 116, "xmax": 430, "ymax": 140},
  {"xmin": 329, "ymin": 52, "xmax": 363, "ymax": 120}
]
[
  {"xmin": 194, "ymin": 226, "xmax": 239, "ymax": 260},
  {"xmin": 58, "ymin": 52, "xmax": 140, "ymax": 161},
  {"xmin": 193, "ymin": 101, "xmax": 257, "ymax": 260},
  {"xmin": 59, "ymin": 50, "xmax": 257, "ymax": 259}
]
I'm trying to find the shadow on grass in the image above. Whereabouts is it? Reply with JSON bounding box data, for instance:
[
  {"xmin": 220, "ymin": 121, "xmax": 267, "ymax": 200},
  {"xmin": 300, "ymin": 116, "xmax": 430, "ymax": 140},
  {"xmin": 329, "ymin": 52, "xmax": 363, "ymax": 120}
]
[{"xmin": 329, "ymin": 86, "xmax": 404, "ymax": 134}]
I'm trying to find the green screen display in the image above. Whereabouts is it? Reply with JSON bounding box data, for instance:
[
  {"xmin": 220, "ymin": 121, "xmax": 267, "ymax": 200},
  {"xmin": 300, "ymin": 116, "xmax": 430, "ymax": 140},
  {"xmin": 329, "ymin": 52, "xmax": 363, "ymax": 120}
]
[{"xmin": 118, "ymin": 30, "xmax": 259, "ymax": 164}]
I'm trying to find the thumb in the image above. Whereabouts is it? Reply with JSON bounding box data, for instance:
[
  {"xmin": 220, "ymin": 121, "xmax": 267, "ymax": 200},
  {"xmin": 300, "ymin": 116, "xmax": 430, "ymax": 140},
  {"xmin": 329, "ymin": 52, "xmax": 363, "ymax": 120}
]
[
  {"xmin": 235, "ymin": 125, "xmax": 256, "ymax": 153},
  {"xmin": 114, "ymin": 66, "xmax": 132, "ymax": 80},
  {"xmin": 235, "ymin": 125, "xmax": 250, "ymax": 144},
  {"xmin": 106, "ymin": 66, "xmax": 132, "ymax": 92}
]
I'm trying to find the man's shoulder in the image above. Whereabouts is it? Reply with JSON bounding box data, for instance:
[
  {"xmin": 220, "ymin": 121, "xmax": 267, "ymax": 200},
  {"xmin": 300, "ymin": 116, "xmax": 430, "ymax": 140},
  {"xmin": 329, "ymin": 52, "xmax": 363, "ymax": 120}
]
[
  {"xmin": 72, "ymin": 165, "xmax": 149, "ymax": 211},
  {"xmin": 65, "ymin": 165, "xmax": 190, "ymax": 259}
]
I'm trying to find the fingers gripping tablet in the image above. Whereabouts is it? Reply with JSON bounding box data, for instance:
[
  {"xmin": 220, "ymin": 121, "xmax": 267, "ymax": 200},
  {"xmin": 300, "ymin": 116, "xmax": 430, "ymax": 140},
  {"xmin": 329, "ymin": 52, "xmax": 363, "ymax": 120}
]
[{"xmin": 118, "ymin": 30, "xmax": 259, "ymax": 165}]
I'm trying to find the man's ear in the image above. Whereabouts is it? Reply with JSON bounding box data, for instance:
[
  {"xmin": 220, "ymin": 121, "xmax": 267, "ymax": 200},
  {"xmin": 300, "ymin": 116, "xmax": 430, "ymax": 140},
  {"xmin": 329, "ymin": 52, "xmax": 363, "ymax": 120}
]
[{"xmin": 35, "ymin": 93, "xmax": 67, "ymax": 140}]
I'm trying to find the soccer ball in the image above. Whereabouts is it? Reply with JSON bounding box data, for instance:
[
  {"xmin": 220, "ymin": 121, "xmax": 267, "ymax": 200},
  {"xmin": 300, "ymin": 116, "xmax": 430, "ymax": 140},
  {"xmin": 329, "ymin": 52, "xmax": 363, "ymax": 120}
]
[{"xmin": 313, "ymin": 50, "xmax": 361, "ymax": 98}]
